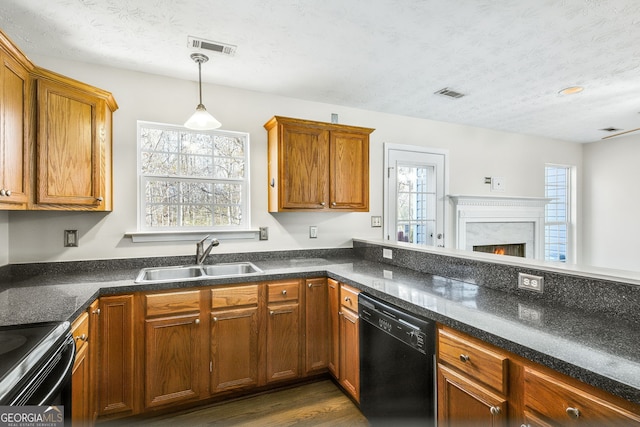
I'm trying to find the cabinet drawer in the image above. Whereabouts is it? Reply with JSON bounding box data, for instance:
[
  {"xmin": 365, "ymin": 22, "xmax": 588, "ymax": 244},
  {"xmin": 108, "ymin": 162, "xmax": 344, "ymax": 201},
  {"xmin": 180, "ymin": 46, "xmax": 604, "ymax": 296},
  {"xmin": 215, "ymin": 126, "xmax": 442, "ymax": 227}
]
[
  {"xmin": 438, "ymin": 328, "xmax": 508, "ymax": 394},
  {"xmin": 145, "ymin": 290, "xmax": 201, "ymax": 317},
  {"xmin": 340, "ymin": 284, "xmax": 359, "ymax": 311},
  {"xmin": 268, "ymin": 281, "xmax": 299, "ymax": 302},
  {"xmin": 211, "ymin": 285, "xmax": 259, "ymax": 309},
  {"xmin": 70, "ymin": 311, "xmax": 89, "ymax": 353},
  {"xmin": 524, "ymin": 366, "xmax": 640, "ymax": 424}
]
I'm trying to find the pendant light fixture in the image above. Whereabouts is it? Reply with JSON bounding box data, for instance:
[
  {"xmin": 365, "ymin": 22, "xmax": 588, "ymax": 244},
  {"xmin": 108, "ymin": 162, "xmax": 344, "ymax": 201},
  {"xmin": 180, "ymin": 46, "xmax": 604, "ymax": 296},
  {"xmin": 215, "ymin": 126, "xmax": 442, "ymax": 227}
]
[{"xmin": 184, "ymin": 53, "xmax": 221, "ymax": 130}]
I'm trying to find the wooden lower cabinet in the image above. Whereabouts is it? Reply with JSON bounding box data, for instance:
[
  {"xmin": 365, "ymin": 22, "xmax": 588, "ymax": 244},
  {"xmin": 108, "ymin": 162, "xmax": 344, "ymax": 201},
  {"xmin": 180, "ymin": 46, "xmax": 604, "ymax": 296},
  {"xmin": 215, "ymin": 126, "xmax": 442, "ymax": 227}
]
[
  {"xmin": 265, "ymin": 280, "xmax": 302, "ymax": 384},
  {"xmin": 304, "ymin": 278, "xmax": 329, "ymax": 374},
  {"xmin": 144, "ymin": 314, "xmax": 202, "ymax": 408},
  {"xmin": 338, "ymin": 305, "xmax": 360, "ymax": 401},
  {"xmin": 438, "ymin": 325, "xmax": 640, "ymax": 427},
  {"xmin": 70, "ymin": 312, "xmax": 90, "ymax": 427},
  {"xmin": 327, "ymin": 279, "xmax": 340, "ymax": 377},
  {"xmin": 97, "ymin": 294, "xmax": 135, "ymax": 418},
  {"xmin": 438, "ymin": 363, "xmax": 507, "ymax": 427},
  {"xmin": 210, "ymin": 285, "xmax": 259, "ymax": 393},
  {"xmin": 142, "ymin": 290, "xmax": 203, "ymax": 409},
  {"xmin": 328, "ymin": 281, "xmax": 360, "ymax": 402},
  {"xmin": 523, "ymin": 366, "xmax": 640, "ymax": 426}
]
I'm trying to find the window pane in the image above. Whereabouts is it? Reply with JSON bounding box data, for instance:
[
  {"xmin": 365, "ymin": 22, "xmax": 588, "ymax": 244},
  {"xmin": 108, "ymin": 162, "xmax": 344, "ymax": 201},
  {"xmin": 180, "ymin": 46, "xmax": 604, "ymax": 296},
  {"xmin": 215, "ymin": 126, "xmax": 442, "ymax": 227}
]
[
  {"xmin": 139, "ymin": 122, "xmax": 249, "ymax": 230},
  {"xmin": 544, "ymin": 165, "xmax": 570, "ymax": 262}
]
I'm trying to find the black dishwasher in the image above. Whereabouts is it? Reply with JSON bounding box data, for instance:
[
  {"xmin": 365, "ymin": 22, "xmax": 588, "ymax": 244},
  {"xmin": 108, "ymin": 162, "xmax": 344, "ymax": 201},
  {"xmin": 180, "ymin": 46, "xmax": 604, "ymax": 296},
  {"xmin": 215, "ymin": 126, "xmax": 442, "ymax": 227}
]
[{"xmin": 358, "ymin": 293, "xmax": 435, "ymax": 426}]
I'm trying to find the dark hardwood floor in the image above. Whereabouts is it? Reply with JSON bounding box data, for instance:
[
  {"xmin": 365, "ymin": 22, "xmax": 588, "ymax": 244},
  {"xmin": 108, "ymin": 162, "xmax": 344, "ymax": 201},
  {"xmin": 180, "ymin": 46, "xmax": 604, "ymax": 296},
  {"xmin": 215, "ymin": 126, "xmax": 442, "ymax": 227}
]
[{"xmin": 118, "ymin": 380, "xmax": 369, "ymax": 426}]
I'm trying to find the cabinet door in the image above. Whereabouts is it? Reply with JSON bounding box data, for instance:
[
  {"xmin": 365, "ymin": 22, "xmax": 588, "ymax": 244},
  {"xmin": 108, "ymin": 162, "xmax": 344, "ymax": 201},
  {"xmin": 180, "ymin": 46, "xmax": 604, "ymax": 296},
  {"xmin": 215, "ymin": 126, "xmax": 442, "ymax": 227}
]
[
  {"xmin": 438, "ymin": 363, "xmax": 507, "ymax": 427},
  {"xmin": 278, "ymin": 124, "xmax": 329, "ymax": 210},
  {"xmin": 339, "ymin": 308, "xmax": 360, "ymax": 402},
  {"xmin": 211, "ymin": 307, "xmax": 259, "ymax": 393},
  {"xmin": 305, "ymin": 278, "xmax": 329, "ymax": 374},
  {"xmin": 144, "ymin": 314, "xmax": 201, "ymax": 408},
  {"xmin": 35, "ymin": 78, "xmax": 108, "ymax": 209},
  {"xmin": 329, "ymin": 131, "xmax": 369, "ymax": 211},
  {"xmin": 327, "ymin": 279, "xmax": 340, "ymax": 377},
  {"xmin": 88, "ymin": 300, "xmax": 100, "ymax": 423},
  {"xmin": 266, "ymin": 302, "xmax": 300, "ymax": 383},
  {"xmin": 98, "ymin": 295, "xmax": 135, "ymax": 417},
  {"xmin": 0, "ymin": 51, "xmax": 29, "ymax": 209},
  {"xmin": 71, "ymin": 342, "xmax": 90, "ymax": 427}
]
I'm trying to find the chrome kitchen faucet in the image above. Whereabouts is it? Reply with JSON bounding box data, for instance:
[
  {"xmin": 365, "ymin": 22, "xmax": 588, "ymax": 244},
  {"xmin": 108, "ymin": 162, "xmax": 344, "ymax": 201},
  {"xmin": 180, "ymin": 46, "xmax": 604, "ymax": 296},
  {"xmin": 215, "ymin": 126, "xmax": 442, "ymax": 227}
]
[{"xmin": 195, "ymin": 235, "xmax": 220, "ymax": 265}]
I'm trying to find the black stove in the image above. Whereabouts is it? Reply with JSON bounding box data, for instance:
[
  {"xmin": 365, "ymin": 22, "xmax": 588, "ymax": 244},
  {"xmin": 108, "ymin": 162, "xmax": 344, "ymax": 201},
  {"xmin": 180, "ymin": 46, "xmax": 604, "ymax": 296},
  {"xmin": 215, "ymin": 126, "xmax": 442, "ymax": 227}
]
[{"xmin": 0, "ymin": 321, "xmax": 74, "ymax": 419}]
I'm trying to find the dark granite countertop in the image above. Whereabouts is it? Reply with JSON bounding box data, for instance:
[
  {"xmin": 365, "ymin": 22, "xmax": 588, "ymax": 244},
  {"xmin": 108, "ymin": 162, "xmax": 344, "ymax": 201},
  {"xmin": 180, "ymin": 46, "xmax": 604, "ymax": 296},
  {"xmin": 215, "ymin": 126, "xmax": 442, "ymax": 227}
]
[{"xmin": 1, "ymin": 255, "xmax": 639, "ymax": 406}]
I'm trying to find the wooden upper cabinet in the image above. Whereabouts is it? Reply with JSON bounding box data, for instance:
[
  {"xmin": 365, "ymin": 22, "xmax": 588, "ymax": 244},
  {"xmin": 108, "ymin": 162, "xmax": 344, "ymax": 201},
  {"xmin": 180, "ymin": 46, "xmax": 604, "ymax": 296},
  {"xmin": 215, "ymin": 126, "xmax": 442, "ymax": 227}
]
[
  {"xmin": 330, "ymin": 131, "xmax": 369, "ymax": 210},
  {"xmin": 33, "ymin": 71, "xmax": 117, "ymax": 211},
  {"xmin": 0, "ymin": 32, "xmax": 31, "ymax": 210},
  {"xmin": 265, "ymin": 116, "xmax": 373, "ymax": 212}
]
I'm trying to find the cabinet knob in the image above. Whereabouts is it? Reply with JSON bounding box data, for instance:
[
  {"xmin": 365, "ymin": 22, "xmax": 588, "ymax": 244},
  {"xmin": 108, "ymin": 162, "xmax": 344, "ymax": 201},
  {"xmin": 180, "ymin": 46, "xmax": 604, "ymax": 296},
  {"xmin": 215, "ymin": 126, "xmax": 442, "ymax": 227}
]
[
  {"xmin": 489, "ymin": 406, "xmax": 501, "ymax": 416},
  {"xmin": 0, "ymin": 189, "xmax": 5, "ymax": 196},
  {"xmin": 320, "ymin": 202, "xmax": 326, "ymax": 206},
  {"xmin": 75, "ymin": 334, "xmax": 87, "ymax": 342},
  {"xmin": 459, "ymin": 354, "xmax": 470, "ymax": 362},
  {"xmin": 96, "ymin": 196, "xmax": 104, "ymax": 202},
  {"xmin": 92, "ymin": 308, "xmax": 101, "ymax": 315},
  {"xmin": 4, "ymin": 190, "xmax": 10, "ymax": 197},
  {"xmin": 331, "ymin": 202, "xmax": 336, "ymax": 206},
  {"xmin": 282, "ymin": 289, "xmax": 287, "ymax": 296},
  {"xmin": 194, "ymin": 318, "xmax": 200, "ymax": 325},
  {"xmin": 213, "ymin": 317, "xmax": 218, "ymax": 322},
  {"xmin": 566, "ymin": 407, "xmax": 580, "ymax": 419}
]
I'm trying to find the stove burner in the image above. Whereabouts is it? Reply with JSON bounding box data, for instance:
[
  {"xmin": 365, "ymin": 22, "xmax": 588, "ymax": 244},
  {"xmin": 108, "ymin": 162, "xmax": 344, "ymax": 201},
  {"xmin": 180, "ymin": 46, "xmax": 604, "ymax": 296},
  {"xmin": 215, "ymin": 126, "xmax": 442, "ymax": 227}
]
[{"xmin": 0, "ymin": 333, "xmax": 28, "ymax": 355}]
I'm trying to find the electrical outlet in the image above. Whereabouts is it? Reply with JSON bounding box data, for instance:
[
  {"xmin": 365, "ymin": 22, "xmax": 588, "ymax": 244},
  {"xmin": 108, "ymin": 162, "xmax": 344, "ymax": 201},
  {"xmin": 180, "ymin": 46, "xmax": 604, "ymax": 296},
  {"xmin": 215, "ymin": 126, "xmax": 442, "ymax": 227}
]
[
  {"xmin": 491, "ymin": 176, "xmax": 506, "ymax": 192},
  {"xmin": 259, "ymin": 227, "xmax": 268, "ymax": 240},
  {"xmin": 518, "ymin": 272, "xmax": 544, "ymax": 293},
  {"xmin": 309, "ymin": 226, "xmax": 318, "ymax": 238},
  {"xmin": 383, "ymin": 248, "xmax": 393, "ymax": 259},
  {"xmin": 64, "ymin": 230, "xmax": 78, "ymax": 247}
]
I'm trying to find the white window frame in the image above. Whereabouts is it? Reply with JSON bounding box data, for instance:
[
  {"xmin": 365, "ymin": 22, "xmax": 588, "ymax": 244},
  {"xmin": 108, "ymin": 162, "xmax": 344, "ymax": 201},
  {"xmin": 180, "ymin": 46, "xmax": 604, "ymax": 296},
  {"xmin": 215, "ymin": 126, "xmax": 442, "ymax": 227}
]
[
  {"xmin": 544, "ymin": 163, "xmax": 576, "ymax": 263},
  {"xmin": 128, "ymin": 121, "xmax": 256, "ymax": 242}
]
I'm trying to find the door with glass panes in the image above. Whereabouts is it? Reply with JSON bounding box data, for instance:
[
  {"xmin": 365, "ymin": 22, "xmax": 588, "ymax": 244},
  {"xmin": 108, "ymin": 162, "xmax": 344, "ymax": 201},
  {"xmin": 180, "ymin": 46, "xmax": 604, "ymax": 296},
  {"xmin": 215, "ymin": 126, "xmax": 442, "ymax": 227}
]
[{"xmin": 386, "ymin": 147, "xmax": 446, "ymax": 247}]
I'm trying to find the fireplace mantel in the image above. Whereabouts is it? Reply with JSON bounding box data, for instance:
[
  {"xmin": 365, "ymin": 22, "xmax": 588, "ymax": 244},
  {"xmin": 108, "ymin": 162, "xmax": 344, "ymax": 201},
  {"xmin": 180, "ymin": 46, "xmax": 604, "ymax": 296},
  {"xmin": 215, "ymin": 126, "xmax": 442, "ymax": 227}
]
[{"xmin": 448, "ymin": 195, "xmax": 551, "ymax": 259}]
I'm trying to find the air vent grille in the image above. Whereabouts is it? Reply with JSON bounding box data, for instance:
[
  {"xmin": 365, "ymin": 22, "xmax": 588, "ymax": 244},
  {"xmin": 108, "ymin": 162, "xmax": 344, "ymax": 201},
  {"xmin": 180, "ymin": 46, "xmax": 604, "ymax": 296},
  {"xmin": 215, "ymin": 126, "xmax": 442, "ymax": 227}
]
[
  {"xmin": 188, "ymin": 36, "xmax": 237, "ymax": 56},
  {"xmin": 600, "ymin": 127, "xmax": 622, "ymax": 132},
  {"xmin": 435, "ymin": 87, "xmax": 466, "ymax": 99}
]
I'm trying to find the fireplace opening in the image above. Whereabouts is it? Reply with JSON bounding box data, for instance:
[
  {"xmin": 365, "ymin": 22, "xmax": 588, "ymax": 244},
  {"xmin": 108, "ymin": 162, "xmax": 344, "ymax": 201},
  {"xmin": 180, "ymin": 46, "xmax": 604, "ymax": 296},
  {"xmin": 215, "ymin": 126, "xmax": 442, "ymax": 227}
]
[{"xmin": 473, "ymin": 243, "xmax": 526, "ymax": 258}]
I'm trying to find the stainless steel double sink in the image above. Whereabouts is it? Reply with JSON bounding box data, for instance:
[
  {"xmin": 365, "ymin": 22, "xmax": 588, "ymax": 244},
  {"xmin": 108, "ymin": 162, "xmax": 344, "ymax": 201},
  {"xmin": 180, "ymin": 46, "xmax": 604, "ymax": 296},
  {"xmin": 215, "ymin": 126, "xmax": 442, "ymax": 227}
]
[{"xmin": 135, "ymin": 262, "xmax": 263, "ymax": 284}]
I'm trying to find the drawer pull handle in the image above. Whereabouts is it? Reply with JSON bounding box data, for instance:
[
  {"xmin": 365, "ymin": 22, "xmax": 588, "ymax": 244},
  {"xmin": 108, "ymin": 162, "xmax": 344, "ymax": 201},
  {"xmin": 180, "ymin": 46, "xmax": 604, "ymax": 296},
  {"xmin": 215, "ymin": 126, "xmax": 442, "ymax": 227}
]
[
  {"xmin": 282, "ymin": 289, "xmax": 287, "ymax": 296},
  {"xmin": 489, "ymin": 406, "xmax": 501, "ymax": 416},
  {"xmin": 566, "ymin": 407, "xmax": 580, "ymax": 419},
  {"xmin": 344, "ymin": 297, "xmax": 351, "ymax": 302},
  {"xmin": 92, "ymin": 308, "xmax": 101, "ymax": 315},
  {"xmin": 459, "ymin": 354, "xmax": 470, "ymax": 362},
  {"xmin": 75, "ymin": 334, "xmax": 87, "ymax": 342},
  {"xmin": 270, "ymin": 310, "xmax": 293, "ymax": 316}
]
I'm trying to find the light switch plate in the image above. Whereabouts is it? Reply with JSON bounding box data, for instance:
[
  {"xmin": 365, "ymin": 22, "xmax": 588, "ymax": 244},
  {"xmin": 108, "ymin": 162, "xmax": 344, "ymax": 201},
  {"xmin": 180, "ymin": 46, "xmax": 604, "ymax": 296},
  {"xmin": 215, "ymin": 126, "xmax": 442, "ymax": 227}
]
[
  {"xmin": 309, "ymin": 226, "xmax": 318, "ymax": 238},
  {"xmin": 371, "ymin": 216, "xmax": 382, "ymax": 227}
]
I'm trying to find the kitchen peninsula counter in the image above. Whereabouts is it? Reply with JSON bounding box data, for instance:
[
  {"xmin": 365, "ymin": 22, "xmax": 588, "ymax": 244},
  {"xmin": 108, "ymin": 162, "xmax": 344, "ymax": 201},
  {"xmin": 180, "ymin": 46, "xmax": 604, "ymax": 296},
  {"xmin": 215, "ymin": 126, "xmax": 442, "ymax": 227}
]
[{"xmin": 0, "ymin": 251, "xmax": 638, "ymax": 406}]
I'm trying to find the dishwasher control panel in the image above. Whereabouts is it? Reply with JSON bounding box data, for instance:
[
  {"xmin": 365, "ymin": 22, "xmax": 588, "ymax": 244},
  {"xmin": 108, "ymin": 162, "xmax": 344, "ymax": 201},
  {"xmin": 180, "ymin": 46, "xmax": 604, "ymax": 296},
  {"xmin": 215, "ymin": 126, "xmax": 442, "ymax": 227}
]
[{"xmin": 359, "ymin": 293, "xmax": 434, "ymax": 354}]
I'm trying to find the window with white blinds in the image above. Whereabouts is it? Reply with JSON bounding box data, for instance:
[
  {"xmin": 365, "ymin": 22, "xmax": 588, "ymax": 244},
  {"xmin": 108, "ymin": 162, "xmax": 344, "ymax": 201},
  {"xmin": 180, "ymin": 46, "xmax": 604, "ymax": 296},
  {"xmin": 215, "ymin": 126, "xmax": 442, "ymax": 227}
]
[{"xmin": 544, "ymin": 165, "xmax": 571, "ymax": 262}]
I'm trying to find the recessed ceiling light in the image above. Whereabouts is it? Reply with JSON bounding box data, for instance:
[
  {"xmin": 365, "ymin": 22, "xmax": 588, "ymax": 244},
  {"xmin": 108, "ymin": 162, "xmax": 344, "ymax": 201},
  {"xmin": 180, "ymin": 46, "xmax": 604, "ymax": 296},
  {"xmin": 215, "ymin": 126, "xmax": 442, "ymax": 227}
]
[{"xmin": 558, "ymin": 86, "xmax": 584, "ymax": 96}]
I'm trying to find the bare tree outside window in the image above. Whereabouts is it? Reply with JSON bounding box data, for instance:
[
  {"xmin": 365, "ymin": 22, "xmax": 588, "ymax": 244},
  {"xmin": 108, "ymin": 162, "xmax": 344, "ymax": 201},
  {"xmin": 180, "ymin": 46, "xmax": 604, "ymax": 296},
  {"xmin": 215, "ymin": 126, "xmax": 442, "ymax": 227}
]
[{"xmin": 138, "ymin": 122, "xmax": 249, "ymax": 230}]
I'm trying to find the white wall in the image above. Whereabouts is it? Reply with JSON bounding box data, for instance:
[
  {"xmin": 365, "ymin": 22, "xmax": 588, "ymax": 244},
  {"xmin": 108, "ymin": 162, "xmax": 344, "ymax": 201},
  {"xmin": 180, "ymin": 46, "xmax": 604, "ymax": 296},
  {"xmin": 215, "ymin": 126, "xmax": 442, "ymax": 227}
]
[
  {"xmin": 0, "ymin": 212, "xmax": 8, "ymax": 266},
  {"xmin": 6, "ymin": 55, "xmax": 583, "ymax": 263},
  {"xmin": 583, "ymin": 133, "xmax": 640, "ymax": 271}
]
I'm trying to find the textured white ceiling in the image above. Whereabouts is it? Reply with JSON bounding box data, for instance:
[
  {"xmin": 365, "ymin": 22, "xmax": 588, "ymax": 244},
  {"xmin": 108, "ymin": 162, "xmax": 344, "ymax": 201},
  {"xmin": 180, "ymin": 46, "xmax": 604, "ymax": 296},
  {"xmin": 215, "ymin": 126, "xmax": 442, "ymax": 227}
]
[{"xmin": 1, "ymin": 0, "xmax": 639, "ymax": 143}]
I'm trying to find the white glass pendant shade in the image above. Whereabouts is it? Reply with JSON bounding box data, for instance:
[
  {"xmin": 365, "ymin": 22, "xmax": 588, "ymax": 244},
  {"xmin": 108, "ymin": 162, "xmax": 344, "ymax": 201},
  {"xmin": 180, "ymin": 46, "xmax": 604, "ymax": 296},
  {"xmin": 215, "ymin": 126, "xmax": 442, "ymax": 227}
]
[
  {"xmin": 185, "ymin": 104, "xmax": 222, "ymax": 130},
  {"xmin": 184, "ymin": 53, "xmax": 221, "ymax": 130}
]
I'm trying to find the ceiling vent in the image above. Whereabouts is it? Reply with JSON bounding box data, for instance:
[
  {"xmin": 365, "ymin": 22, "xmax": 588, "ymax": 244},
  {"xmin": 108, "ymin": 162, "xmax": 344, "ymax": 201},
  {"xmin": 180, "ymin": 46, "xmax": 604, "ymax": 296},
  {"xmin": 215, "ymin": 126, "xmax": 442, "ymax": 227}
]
[
  {"xmin": 435, "ymin": 87, "xmax": 466, "ymax": 99},
  {"xmin": 188, "ymin": 36, "xmax": 237, "ymax": 56},
  {"xmin": 600, "ymin": 127, "xmax": 622, "ymax": 132}
]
